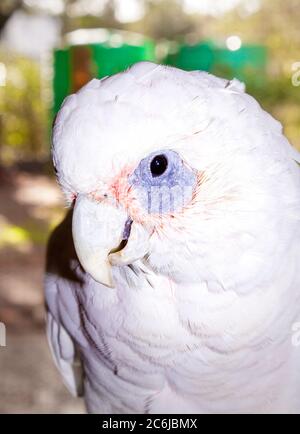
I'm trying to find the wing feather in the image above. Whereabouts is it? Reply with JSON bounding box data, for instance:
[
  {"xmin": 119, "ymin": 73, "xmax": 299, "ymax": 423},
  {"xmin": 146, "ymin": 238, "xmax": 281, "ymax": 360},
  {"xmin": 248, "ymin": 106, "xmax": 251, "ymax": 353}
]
[{"xmin": 46, "ymin": 308, "xmax": 83, "ymax": 397}]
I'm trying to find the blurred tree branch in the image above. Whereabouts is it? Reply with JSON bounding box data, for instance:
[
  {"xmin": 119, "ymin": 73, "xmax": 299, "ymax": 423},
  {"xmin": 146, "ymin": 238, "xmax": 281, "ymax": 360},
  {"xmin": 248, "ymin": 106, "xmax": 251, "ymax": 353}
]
[{"xmin": 0, "ymin": 0, "xmax": 23, "ymax": 35}]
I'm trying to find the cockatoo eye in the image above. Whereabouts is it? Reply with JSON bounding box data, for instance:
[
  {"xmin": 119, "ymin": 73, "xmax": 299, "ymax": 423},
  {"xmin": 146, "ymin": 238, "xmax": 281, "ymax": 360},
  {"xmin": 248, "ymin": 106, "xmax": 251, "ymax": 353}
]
[
  {"xmin": 129, "ymin": 150, "xmax": 197, "ymax": 214},
  {"xmin": 150, "ymin": 154, "xmax": 168, "ymax": 177}
]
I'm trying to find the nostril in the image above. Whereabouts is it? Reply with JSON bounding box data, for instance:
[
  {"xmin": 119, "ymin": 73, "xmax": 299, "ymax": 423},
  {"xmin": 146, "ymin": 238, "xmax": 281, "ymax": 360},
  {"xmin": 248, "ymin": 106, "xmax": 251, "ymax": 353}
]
[{"xmin": 89, "ymin": 191, "xmax": 109, "ymax": 202}]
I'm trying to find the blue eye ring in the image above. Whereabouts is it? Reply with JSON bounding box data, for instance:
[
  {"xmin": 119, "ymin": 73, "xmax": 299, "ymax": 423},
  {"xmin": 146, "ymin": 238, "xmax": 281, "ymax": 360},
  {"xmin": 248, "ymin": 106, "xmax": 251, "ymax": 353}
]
[
  {"xmin": 129, "ymin": 149, "xmax": 196, "ymax": 188},
  {"xmin": 128, "ymin": 149, "xmax": 197, "ymax": 214},
  {"xmin": 130, "ymin": 149, "xmax": 178, "ymax": 187}
]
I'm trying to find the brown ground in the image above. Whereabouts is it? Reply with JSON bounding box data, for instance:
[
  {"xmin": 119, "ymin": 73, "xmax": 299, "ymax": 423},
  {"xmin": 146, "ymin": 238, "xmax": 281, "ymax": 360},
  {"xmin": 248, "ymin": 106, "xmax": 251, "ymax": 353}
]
[{"xmin": 0, "ymin": 169, "xmax": 85, "ymax": 413}]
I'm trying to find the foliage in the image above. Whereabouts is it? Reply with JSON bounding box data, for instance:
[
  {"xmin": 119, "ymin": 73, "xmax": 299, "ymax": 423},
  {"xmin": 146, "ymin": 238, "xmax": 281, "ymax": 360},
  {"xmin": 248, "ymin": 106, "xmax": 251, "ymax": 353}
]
[
  {"xmin": 0, "ymin": 51, "xmax": 49, "ymax": 164},
  {"xmin": 208, "ymin": 0, "xmax": 300, "ymax": 149}
]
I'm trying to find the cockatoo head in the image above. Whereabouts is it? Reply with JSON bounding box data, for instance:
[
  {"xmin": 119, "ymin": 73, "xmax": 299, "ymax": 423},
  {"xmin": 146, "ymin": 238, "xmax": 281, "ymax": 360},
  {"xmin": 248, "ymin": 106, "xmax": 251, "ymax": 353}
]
[{"xmin": 53, "ymin": 62, "xmax": 293, "ymax": 291}]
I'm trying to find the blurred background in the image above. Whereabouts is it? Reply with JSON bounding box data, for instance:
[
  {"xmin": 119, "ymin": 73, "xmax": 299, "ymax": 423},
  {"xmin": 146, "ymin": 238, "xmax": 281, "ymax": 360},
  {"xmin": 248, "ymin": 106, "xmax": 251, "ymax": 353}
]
[{"xmin": 0, "ymin": 0, "xmax": 299, "ymax": 413}]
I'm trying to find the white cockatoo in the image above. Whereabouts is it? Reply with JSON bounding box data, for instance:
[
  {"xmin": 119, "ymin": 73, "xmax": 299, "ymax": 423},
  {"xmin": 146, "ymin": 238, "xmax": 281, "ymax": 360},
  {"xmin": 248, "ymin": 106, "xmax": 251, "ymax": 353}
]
[{"xmin": 45, "ymin": 61, "xmax": 300, "ymax": 414}]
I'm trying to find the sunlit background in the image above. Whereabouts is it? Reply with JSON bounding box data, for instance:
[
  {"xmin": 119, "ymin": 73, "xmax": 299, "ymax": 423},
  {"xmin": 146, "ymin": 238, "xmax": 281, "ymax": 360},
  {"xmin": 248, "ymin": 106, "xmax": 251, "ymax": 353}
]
[{"xmin": 0, "ymin": 0, "xmax": 299, "ymax": 413}]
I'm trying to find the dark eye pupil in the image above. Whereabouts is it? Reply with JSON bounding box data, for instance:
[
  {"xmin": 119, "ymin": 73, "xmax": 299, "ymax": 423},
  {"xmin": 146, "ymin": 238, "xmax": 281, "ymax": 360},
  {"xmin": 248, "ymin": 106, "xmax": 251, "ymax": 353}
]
[{"xmin": 150, "ymin": 154, "xmax": 168, "ymax": 177}]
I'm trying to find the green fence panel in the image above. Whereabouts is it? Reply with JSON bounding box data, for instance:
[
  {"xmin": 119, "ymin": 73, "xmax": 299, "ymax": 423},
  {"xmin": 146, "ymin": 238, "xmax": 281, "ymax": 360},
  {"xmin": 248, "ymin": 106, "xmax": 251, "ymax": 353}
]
[
  {"xmin": 53, "ymin": 49, "xmax": 71, "ymax": 116},
  {"xmin": 165, "ymin": 42, "xmax": 215, "ymax": 72},
  {"xmin": 164, "ymin": 42, "xmax": 267, "ymax": 82}
]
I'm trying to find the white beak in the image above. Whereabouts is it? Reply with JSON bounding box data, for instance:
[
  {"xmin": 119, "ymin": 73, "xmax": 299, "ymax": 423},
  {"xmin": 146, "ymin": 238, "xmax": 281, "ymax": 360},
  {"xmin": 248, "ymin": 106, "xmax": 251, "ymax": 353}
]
[
  {"xmin": 72, "ymin": 195, "xmax": 128, "ymax": 287},
  {"xmin": 72, "ymin": 195, "xmax": 150, "ymax": 288}
]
